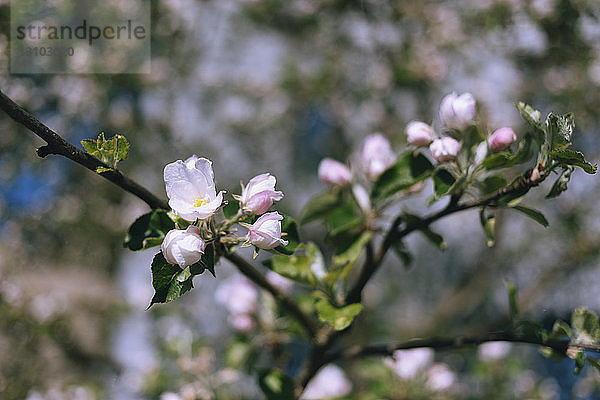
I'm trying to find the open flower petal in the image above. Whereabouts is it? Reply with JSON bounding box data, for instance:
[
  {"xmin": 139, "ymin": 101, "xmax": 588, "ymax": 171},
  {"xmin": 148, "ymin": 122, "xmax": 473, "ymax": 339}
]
[{"xmin": 164, "ymin": 155, "xmax": 223, "ymax": 221}]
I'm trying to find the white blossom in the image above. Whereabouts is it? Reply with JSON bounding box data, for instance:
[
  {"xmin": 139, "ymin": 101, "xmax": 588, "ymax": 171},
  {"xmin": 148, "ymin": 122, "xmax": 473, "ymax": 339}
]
[
  {"xmin": 301, "ymin": 365, "xmax": 352, "ymax": 399},
  {"xmin": 440, "ymin": 92, "xmax": 476, "ymax": 130},
  {"xmin": 164, "ymin": 155, "xmax": 224, "ymax": 221},
  {"xmin": 360, "ymin": 133, "xmax": 396, "ymax": 180},
  {"xmin": 161, "ymin": 226, "xmax": 205, "ymax": 268},
  {"xmin": 406, "ymin": 120, "xmax": 435, "ymax": 147},
  {"xmin": 430, "ymin": 137, "xmax": 461, "ymax": 163}
]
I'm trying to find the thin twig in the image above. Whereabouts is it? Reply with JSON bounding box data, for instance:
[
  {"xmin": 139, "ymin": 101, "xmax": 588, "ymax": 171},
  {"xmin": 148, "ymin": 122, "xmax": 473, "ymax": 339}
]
[
  {"xmin": 325, "ymin": 332, "xmax": 600, "ymax": 363},
  {"xmin": 345, "ymin": 169, "xmax": 545, "ymax": 306},
  {"xmin": 0, "ymin": 89, "xmax": 320, "ymax": 347},
  {"xmin": 0, "ymin": 89, "xmax": 169, "ymax": 210},
  {"xmin": 298, "ymin": 169, "xmax": 548, "ymax": 391},
  {"xmin": 225, "ymin": 253, "xmax": 319, "ymax": 339}
]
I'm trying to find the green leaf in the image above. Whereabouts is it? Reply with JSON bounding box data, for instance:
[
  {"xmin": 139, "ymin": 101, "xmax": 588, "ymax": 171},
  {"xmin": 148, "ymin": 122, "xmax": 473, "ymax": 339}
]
[
  {"xmin": 315, "ymin": 299, "xmax": 363, "ymax": 330},
  {"xmin": 574, "ymin": 350, "xmax": 585, "ymax": 375},
  {"xmin": 514, "ymin": 320, "xmax": 547, "ymax": 342},
  {"xmin": 510, "ymin": 205, "xmax": 549, "ymax": 228},
  {"xmin": 371, "ymin": 151, "xmax": 434, "ymax": 201},
  {"xmin": 123, "ymin": 210, "xmax": 175, "ymax": 251},
  {"xmin": 546, "ymin": 167, "xmax": 574, "ymax": 199},
  {"xmin": 481, "ymin": 133, "xmax": 538, "ymax": 170},
  {"xmin": 516, "ymin": 102, "xmax": 544, "ymax": 134},
  {"xmin": 550, "ymin": 149, "xmax": 597, "ymax": 174},
  {"xmin": 258, "ymin": 369, "xmax": 296, "ymax": 400},
  {"xmin": 481, "ymin": 151, "xmax": 512, "ymax": 170},
  {"xmin": 548, "ymin": 320, "xmax": 572, "ymax": 340},
  {"xmin": 95, "ymin": 166, "xmax": 112, "ymax": 173},
  {"xmin": 477, "ymin": 174, "xmax": 507, "ymax": 195},
  {"xmin": 432, "ymin": 168, "xmax": 456, "ymax": 199},
  {"xmin": 539, "ymin": 346, "xmax": 567, "ymax": 360},
  {"xmin": 264, "ymin": 243, "xmax": 323, "ymax": 287},
  {"xmin": 479, "ymin": 208, "xmax": 496, "ymax": 247},
  {"xmin": 81, "ymin": 132, "xmax": 130, "ymax": 169},
  {"xmin": 402, "ymin": 212, "xmax": 446, "ymax": 250},
  {"xmin": 149, "ymin": 252, "xmax": 193, "ymax": 307},
  {"xmin": 326, "ymin": 231, "xmax": 372, "ymax": 285},
  {"xmin": 392, "ymin": 241, "xmax": 413, "ymax": 269},
  {"xmin": 222, "ymin": 200, "xmax": 240, "ymax": 219},
  {"xmin": 142, "ymin": 237, "xmax": 165, "ymax": 249},
  {"xmin": 300, "ymin": 191, "xmax": 343, "ymax": 224},
  {"xmin": 421, "ymin": 227, "xmax": 446, "ymax": 250},
  {"xmin": 511, "ymin": 132, "xmax": 539, "ymax": 165},
  {"xmin": 322, "ymin": 197, "xmax": 364, "ymax": 239},
  {"xmin": 546, "ymin": 113, "xmax": 573, "ymax": 151},
  {"xmin": 190, "ymin": 242, "xmax": 216, "ymax": 277},
  {"xmin": 272, "ymin": 216, "xmax": 301, "ymax": 255},
  {"xmin": 571, "ymin": 307, "xmax": 600, "ymax": 344}
]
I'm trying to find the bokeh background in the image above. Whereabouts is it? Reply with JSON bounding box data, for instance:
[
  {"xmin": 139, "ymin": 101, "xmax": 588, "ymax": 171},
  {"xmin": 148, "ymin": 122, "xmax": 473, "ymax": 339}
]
[{"xmin": 1, "ymin": 0, "xmax": 600, "ymax": 398}]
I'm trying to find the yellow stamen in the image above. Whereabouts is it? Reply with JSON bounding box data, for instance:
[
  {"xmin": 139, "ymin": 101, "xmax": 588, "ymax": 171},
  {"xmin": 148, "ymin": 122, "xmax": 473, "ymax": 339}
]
[{"xmin": 193, "ymin": 196, "xmax": 209, "ymax": 208}]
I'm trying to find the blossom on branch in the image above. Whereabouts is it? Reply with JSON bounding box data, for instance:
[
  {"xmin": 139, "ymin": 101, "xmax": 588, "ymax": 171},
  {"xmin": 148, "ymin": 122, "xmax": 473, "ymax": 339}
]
[
  {"xmin": 318, "ymin": 158, "xmax": 352, "ymax": 187},
  {"xmin": 440, "ymin": 92, "xmax": 476, "ymax": 130},
  {"xmin": 360, "ymin": 133, "xmax": 396, "ymax": 180},
  {"xmin": 430, "ymin": 137, "xmax": 461, "ymax": 163},
  {"xmin": 164, "ymin": 155, "xmax": 224, "ymax": 221},
  {"xmin": 489, "ymin": 127, "xmax": 517, "ymax": 152},
  {"xmin": 237, "ymin": 173, "xmax": 284, "ymax": 215},
  {"xmin": 406, "ymin": 120, "xmax": 435, "ymax": 147},
  {"xmin": 161, "ymin": 226, "xmax": 206, "ymax": 267},
  {"xmin": 241, "ymin": 212, "xmax": 288, "ymax": 250}
]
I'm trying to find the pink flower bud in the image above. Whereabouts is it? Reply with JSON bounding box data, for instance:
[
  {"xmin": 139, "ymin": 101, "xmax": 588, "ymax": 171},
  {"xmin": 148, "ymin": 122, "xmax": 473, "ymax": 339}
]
[
  {"xmin": 161, "ymin": 226, "xmax": 205, "ymax": 267},
  {"xmin": 405, "ymin": 121, "xmax": 435, "ymax": 147},
  {"xmin": 429, "ymin": 137, "xmax": 461, "ymax": 163},
  {"xmin": 360, "ymin": 133, "xmax": 396, "ymax": 180},
  {"xmin": 488, "ymin": 127, "xmax": 517, "ymax": 152},
  {"xmin": 439, "ymin": 92, "xmax": 476, "ymax": 130},
  {"xmin": 243, "ymin": 212, "xmax": 288, "ymax": 250},
  {"xmin": 239, "ymin": 173, "xmax": 283, "ymax": 215},
  {"xmin": 318, "ymin": 158, "xmax": 351, "ymax": 186}
]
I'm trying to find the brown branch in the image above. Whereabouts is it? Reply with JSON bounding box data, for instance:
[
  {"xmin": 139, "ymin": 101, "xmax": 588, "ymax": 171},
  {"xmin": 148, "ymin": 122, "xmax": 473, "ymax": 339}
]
[
  {"xmin": 298, "ymin": 169, "xmax": 549, "ymax": 391},
  {"xmin": 224, "ymin": 253, "xmax": 319, "ymax": 339},
  {"xmin": 325, "ymin": 332, "xmax": 600, "ymax": 363},
  {"xmin": 0, "ymin": 89, "xmax": 169, "ymax": 210},
  {"xmin": 0, "ymin": 88, "xmax": 323, "ymax": 362},
  {"xmin": 345, "ymin": 168, "xmax": 546, "ymax": 305}
]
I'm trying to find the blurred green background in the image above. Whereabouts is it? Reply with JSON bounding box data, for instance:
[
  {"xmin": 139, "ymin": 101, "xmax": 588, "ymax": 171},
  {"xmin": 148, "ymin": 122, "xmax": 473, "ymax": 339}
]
[{"xmin": 1, "ymin": 0, "xmax": 600, "ymax": 398}]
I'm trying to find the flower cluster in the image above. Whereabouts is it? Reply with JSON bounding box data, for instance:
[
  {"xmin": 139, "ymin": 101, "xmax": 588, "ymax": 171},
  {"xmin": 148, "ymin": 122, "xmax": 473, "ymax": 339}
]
[
  {"xmin": 160, "ymin": 155, "xmax": 287, "ymax": 267},
  {"xmin": 317, "ymin": 92, "xmax": 519, "ymax": 196}
]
